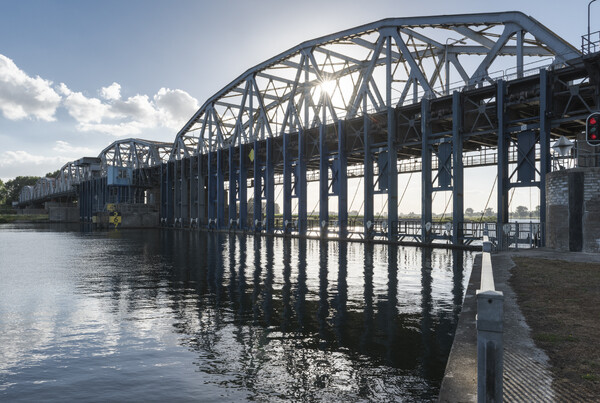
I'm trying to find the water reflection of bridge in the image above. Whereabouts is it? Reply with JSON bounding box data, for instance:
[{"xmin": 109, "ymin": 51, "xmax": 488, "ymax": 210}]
[
  {"xmin": 18, "ymin": 12, "xmax": 600, "ymax": 248},
  {"xmin": 154, "ymin": 232, "xmax": 470, "ymax": 400}
]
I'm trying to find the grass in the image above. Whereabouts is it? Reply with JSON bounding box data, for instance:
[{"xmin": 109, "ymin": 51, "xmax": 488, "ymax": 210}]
[
  {"xmin": 510, "ymin": 257, "xmax": 600, "ymax": 397},
  {"xmin": 0, "ymin": 214, "xmax": 49, "ymax": 223}
]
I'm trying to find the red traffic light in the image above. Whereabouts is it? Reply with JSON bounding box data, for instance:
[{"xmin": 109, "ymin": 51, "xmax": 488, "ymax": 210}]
[{"xmin": 587, "ymin": 112, "xmax": 600, "ymax": 146}]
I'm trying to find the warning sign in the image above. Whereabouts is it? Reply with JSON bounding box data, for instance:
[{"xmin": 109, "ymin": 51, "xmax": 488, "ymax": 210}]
[
  {"xmin": 248, "ymin": 148, "xmax": 254, "ymax": 162},
  {"xmin": 109, "ymin": 211, "xmax": 121, "ymax": 228}
]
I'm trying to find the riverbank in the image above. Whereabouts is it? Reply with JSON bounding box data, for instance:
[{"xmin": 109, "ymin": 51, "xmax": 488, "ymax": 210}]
[
  {"xmin": 439, "ymin": 248, "xmax": 600, "ymax": 401},
  {"xmin": 0, "ymin": 214, "xmax": 48, "ymax": 224},
  {"xmin": 510, "ymin": 252, "xmax": 600, "ymax": 398}
]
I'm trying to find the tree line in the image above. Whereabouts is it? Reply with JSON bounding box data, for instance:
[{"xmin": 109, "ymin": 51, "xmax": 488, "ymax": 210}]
[{"xmin": 0, "ymin": 170, "xmax": 59, "ymax": 207}]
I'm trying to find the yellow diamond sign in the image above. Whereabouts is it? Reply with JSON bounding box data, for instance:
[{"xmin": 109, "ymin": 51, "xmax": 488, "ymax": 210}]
[{"xmin": 248, "ymin": 148, "xmax": 254, "ymax": 162}]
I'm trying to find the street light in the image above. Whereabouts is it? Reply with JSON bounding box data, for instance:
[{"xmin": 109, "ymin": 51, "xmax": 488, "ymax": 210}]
[
  {"xmin": 589, "ymin": 0, "xmax": 598, "ymax": 53},
  {"xmin": 445, "ymin": 37, "xmax": 466, "ymax": 95}
]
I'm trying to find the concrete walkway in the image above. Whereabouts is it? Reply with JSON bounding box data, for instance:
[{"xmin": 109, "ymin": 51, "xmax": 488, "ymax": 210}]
[{"xmin": 439, "ymin": 248, "xmax": 600, "ymax": 402}]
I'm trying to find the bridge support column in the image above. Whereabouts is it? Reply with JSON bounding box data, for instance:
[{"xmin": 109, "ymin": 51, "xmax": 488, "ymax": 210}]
[
  {"xmin": 338, "ymin": 120, "xmax": 348, "ymax": 239},
  {"xmin": 386, "ymin": 36, "xmax": 398, "ymax": 240},
  {"xmin": 207, "ymin": 152, "xmax": 216, "ymax": 228},
  {"xmin": 539, "ymin": 69, "xmax": 550, "ymax": 247},
  {"xmin": 363, "ymin": 108, "xmax": 374, "ymax": 239},
  {"xmin": 421, "ymin": 98, "xmax": 432, "ymax": 243},
  {"xmin": 181, "ymin": 158, "xmax": 189, "ymax": 225},
  {"xmin": 174, "ymin": 159, "xmax": 181, "ymax": 222},
  {"xmin": 283, "ymin": 131, "xmax": 292, "ymax": 234},
  {"xmin": 253, "ymin": 139, "xmax": 262, "ymax": 231},
  {"xmin": 266, "ymin": 137, "xmax": 275, "ymax": 233},
  {"xmin": 452, "ymin": 91, "xmax": 464, "ymax": 245},
  {"xmin": 319, "ymin": 123, "xmax": 329, "ymax": 237},
  {"xmin": 239, "ymin": 143, "xmax": 247, "ymax": 231},
  {"xmin": 167, "ymin": 161, "xmax": 175, "ymax": 225},
  {"xmin": 216, "ymin": 149, "xmax": 225, "ymax": 230},
  {"xmin": 229, "ymin": 146, "xmax": 237, "ymax": 229},
  {"xmin": 297, "ymin": 129, "xmax": 307, "ymax": 235},
  {"xmin": 497, "ymin": 80, "xmax": 509, "ymax": 250}
]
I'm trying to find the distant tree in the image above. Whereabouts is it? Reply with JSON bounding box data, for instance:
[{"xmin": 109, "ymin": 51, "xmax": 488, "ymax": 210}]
[
  {"xmin": 0, "ymin": 179, "xmax": 7, "ymax": 205},
  {"xmin": 274, "ymin": 203, "xmax": 281, "ymax": 215},
  {"xmin": 515, "ymin": 205, "xmax": 529, "ymax": 218},
  {"xmin": 465, "ymin": 207, "xmax": 474, "ymax": 216},
  {"xmin": 534, "ymin": 205, "xmax": 540, "ymax": 217},
  {"xmin": 484, "ymin": 207, "xmax": 494, "ymax": 217},
  {"xmin": 4, "ymin": 176, "xmax": 40, "ymax": 206},
  {"xmin": 45, "ymin": 169, "xmax": 60, "ymax": 179}
]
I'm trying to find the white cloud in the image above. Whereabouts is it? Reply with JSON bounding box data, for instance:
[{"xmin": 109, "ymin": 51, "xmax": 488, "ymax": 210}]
[
  {"xmin": 100, "ymin": 82, "xmax": 121, "ymax": 100},
  {"xmin": 61, "ymin": 84, "xmax": 199, "ymax": 136},
  {"xmin": 154, "ymin": 88, "xmax": 199, "ymax": 128},
  {"xmin": 0, "ymin": 53, "xmax": 200, "ymax": 138},
  {"xmin": 61, "ymin": 88, "xmax": 110, "ymax": 124},
  {"xmin": 0, "ymin": 150, "xmax": 64, "ymax": 167},
  {"xmin": 0, "ymin": 54, "xmax": 61, "ymax": 121},
  {"xmin": 52, "ymin": 140, "xmax": 94, "ymax": 156}
]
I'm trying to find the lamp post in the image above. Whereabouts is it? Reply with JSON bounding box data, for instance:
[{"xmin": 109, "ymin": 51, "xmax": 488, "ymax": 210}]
[
  {"xmin": 445, "ymin": 38, "xmax": 466, "ymax": 95},
  {"xmin": 589, "ymin": 0, "xmax": 598, "ymax": 53}
]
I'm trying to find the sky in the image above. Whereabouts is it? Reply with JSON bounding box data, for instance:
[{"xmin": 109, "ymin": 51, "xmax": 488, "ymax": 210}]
[{"xmin": 0, "ymin": 0, "xmax": 595, "ymax": 214}]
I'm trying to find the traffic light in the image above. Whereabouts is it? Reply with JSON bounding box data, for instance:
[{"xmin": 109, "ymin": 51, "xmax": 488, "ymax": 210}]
[{"xmin": 586, "ymin": 112, "xmax": 600, "ymax": 146}]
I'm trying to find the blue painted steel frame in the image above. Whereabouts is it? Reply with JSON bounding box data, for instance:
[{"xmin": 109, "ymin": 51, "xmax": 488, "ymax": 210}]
[
  {"xmin": 452, "ymin": 91, "xmax": 464, "ymax": 244},
  {"xmin": 239, "ymin": 143, "xmax": 247, "ymax": 230},
  {"xmin": 363, "ymin": 107, "xmax": 374, "ymax": 238},
  {"xmin": 297, "ymin": 130, "xmax": 307, "ymax": 235},
  {"xmin": 496, "ymin": 80, "xmax": 509, "ymax": 249},
  {"xmin": 337, "ymin": 121, "xmax": 348, "ymax": 238},
  {"xmin": 421, "ymin": 98, "xmax": 432, "ymax": 243},
  {"xmin": 266, "ymin": 137, "xmax": 274, "ymax": 233},
  {"xmin": 319, "ymin": 122, "xmax": 328, "ymax": 236},
  {"xmin": 253, "ymin": 139, "xmax": 262, "ymax": 231},
  {"xmin": 283, "ymin": 131, "xmax": 292, "ymax": 234}
]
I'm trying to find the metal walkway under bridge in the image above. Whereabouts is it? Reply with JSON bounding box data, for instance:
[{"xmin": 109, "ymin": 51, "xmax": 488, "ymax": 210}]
[{"xmin": 18, "ymin": 12, "xmax": 600, "ymax": 250}]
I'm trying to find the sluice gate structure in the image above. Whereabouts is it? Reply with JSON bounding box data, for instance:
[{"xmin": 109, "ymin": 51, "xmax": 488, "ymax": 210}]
[{"xmin": 18, "ymin": 12, "xmax": 600, "ymax": 249}]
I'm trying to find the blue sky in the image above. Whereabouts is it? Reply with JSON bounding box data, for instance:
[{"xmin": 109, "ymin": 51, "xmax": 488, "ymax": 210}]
[{"xmin": 0, "ymin": 0, "xmax": 595, "ymax": 213}]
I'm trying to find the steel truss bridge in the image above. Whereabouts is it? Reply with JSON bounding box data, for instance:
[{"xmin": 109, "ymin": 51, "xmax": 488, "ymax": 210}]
[{"xmin": 19, "ymin": 12, "xmax": 600, "ymax": 248}]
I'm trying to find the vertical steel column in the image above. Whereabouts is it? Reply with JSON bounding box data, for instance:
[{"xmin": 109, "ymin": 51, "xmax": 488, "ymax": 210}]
[
  {"xmin": 229, "ymin": 145, "xmax": 237, "ymax": 227},
  {"xmin": 283, "ymin": 131, "xmax": 292, "ymax": 234},
  {"xmin": 265, "ymin": 137, "xmax": 274, "ymax": 233},
  {"xmin": 198, "ymin": 155, "xmax": 206, "ymax": 226},
  {"xmin": 181, "ymin": 158, "xmax": 189, "ymax": 224},
  {"xmin": 216, "ymin": 149, "xmax": 225, "ymax": 229},
  {"xmin": 337, "ymin": 120, "xmax": 348, "ymax": 239},
  {"xmin": 363, "ymin": 99, "xmax": 374, "ymax": 238},
  {"xmin": 160, "ymin": 163, "xmax": 167, "ymax": 222},
  {"xmin": 452, "ymin": 91, "xmax": 464, "ymax": 245},
  {"xmin": 239, "ymin": 143, "xmax": 247, "ymax": 230},
  {"xmin": 319, "ymin": 122, "xmax": 328, "ymax": 236},
  {"xmin": 167, "ymin": 161, "xmax": 174, "ymax": 225},
  {"xmin": 297, "ymin": 129, "xmax": 307, "ymax": 235},
  {"xmin": 207, "ymin": 152, "xmax": 215, "ymax": 227},
  {"xmin": 190, "ymin": 155, "xmax": 198, "ymax": 224},
  {"xmin": 421, "ymin": 98, "xmax": 432, "ymax": 243},
  {"xmin": 386, "ymin": 36, "xmax": 398, "ymax": 240},
  {"xmin": 539, "ymin": 69, "xmax": 550, "ymax": 247},
  {"xmin": 497, "ymin": 80, "xmax": 509, "ymax": 250},
  {"xmin": 253, "ymin": 139, "xmax": 262, "ymax": 231},
  {"xmin": 174, "ymin": 159, "xmax": 181, "ymax": 221}
]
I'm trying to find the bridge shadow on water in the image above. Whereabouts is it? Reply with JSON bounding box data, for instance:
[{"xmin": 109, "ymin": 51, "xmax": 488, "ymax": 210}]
[{"xmin": 132, "ymin": 230, "xmax": 474, "ymax": 401}]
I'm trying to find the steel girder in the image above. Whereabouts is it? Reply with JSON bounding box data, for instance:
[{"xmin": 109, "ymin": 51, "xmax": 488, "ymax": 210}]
[
  {"xmin": 19, "ymin": 138, "xmax": 172, "ymax": 204},
  {"xmin": 171, "ymin": 12, "xmax": 580, "ymax": 159},
  {"xmin": 99, "ymin": 138, "xmax": 172, "ymax": 173}
]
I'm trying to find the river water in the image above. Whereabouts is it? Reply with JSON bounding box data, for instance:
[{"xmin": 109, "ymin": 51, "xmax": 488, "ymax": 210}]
[{"xmin": 0, "ymin": 224, "xmax": 473, "ymax": 402}]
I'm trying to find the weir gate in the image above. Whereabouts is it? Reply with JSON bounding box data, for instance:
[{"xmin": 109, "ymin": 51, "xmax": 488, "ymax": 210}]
[{"xmin": 18, "ymin": 12, "xmax": 600, "ymax": 250}]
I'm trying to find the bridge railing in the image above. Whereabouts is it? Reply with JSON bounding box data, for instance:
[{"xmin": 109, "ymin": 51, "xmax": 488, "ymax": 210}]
[
  {"xmin": 582, "ymin": 30, "xmax": 600, "ymax": 54},
  {"xmin": 477, "ymin": 236, "xmax": 504, "ymax": 402}
]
